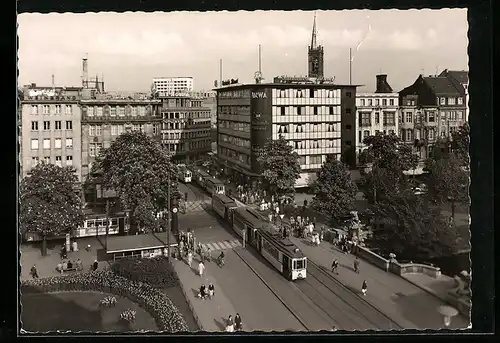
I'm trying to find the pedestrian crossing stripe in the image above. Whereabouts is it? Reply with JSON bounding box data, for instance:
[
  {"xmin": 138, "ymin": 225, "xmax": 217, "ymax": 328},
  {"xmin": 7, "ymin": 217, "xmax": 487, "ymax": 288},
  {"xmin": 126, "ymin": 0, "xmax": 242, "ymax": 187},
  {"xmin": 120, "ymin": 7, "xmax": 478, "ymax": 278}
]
[{"xmin": 201, "ymin": 240, "xmax": 241, "ymax": 251}]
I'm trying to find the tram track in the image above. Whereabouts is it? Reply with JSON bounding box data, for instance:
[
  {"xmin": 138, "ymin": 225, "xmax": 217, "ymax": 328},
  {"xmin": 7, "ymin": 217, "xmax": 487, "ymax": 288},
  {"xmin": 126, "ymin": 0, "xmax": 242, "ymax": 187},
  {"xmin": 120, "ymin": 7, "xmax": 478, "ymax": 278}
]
[{"xmin": 295, "ymin": 260, "xmax": 403, "ymax": 331}]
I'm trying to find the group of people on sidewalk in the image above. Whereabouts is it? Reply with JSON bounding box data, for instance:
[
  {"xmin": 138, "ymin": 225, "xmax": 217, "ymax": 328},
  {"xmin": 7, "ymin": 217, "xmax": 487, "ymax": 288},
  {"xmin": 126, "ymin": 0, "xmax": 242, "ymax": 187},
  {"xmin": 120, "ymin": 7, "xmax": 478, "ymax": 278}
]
[
  {"xmin": 225, "ymin": 313, "xmax": 243, "ymax": 332},
  {"xmin": 332, "ymin": 256, "xmax": 368, "ymax": 296}
]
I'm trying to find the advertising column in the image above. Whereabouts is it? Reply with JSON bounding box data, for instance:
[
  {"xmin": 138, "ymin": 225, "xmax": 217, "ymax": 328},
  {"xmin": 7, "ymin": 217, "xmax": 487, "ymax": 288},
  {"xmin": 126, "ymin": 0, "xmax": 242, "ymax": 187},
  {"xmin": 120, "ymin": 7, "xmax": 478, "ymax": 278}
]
[{"xmin": 250, "ymin": 88, "xmax": 273, "ymax": 175}]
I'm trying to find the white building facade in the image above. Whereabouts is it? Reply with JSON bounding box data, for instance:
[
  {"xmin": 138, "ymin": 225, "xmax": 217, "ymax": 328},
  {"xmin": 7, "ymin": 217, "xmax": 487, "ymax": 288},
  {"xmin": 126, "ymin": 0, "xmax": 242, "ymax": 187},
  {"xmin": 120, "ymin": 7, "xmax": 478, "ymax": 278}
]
[{"xmin": 152, "ymin": 77, "xmax": 194, "ymax": 96}]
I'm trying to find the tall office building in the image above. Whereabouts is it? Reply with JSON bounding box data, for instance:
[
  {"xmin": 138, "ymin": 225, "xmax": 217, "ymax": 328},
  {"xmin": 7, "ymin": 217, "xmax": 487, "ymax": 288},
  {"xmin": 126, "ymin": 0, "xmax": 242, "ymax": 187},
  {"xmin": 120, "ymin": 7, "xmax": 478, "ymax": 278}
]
[{"xmin": 152, "ymin": 77, "xmax": 194, "ymax": 96}]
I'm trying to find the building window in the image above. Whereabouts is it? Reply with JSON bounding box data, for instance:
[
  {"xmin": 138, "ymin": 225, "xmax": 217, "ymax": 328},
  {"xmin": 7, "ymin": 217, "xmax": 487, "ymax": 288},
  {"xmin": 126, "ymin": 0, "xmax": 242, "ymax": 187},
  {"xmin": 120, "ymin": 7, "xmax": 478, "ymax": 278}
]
[
  {"xmin": 86, "ymin": 106, "xmax": 93, "ymax": 117},
  {"xmin": 389, "ymin": 99, "xmax": 394, "ymax": 106},
  {"xmin": 329, "ymin": 106, "xmax": 334, "ymax": 115},
  {"xmin": 280, "ymin": 107, "xmax": 285, "ymax": 116},
  {"xmin": 66, "ymin": 156, "xmax": 73, "ymax": 166},
  {"xmin": 32, "ymin": 157, "xmax": 39, "ymax": 167},
  {"xmin": 382, "ymin": 99, "xmax": 387, "ymax": 106},
  {"xmin": 428, "ymin": 112, "xmax": 435, "ymax": 122},
  {"xmin": 43, "ymin": 105, "xmax": 49, "ymax": 115},
  {"xmin": 55, "ymin": 105, "xmax": 61, "ymax": 114},
  {"xmin": 375, "ymin": 99, "xmax": 380, "ymax": 106},
  {"xmin": 360, "ymin": 99, "xmax": 365, "ymax": 106},
  {"xmin": 406, "ymin": 130, "xmax": 413, "ymax": 141},
  {"xmin": 389, "ymin": 129, "xmax": 394, "ymax": 135},
  {"xmin": 439, "ymin": 97, "xmax": 446, "ymax": 105},
  {"xmin": 448, "ymin": 97, "xmax": 456, "ymax": 105},
  {"xmin": 375, "ymin": 113, "xmax": 380, "ymax": 124},
  {"xmin": 405, "ymin": 112, "xmax": 413, "ymax": 123},
  {"xmin": 96, "ymin": 107, "xmax": 103, "ymax": 116},
  {"xmin": 96, "ymin": 125, "xmax": 102, "ymax": 136},
  {"xmin": 346, "ymin": 108, "xmax": 352, "ymax": 115},
  {"xmin": 457, "ymin": 111, "xmax": 464, "ymax": 121},
  {"xmin": 363, "ymin": 130, "xmax": 370, "ymax": 139},
  {"xmin": 43, "ymin": 156, "xmax": 50, "ymax": 164},
  {"xmin": 31, "ymin": 139, "xmax": 38, "ymax": 150},
  {"xmin": 118, "ymin": 106, "xmax": 125, "ymax": 117},
  {"xmin": 31, "ymin": 121, "xmax": 38, "ymax": 131},
  {"xmin": 55, "ymin": 138, "xmax": 62, "ymax": 149},
  {"xmin": 313, "ymin": 107, "xmax": 318, "ymax": 115},
  {"xmin": 89, "ymin": 125, "xmax": 95, "ymax": 136},
  {"xmin": 65, "ymin": 105, "xmax": 72, "ymax": 115},
  {"xmin": 66, "ymin": 121, "xmax": 72, "ymax": 130},
  {"xmin": 43, "ymin": 121, "xmax": 50, "ymax": 130},
  {"xmin": 66, "ymin": 138, "xmax": 73, "ymax": 148},
  {"xmin": 310, "ymin": 155, "xmax": 322, "ymax": 164},
  {"xmin": 110, "ymin": 107, "xmax": 116, "ymax": 116},
  {"xmin": 43, "ymin": 138, "xmax": 50, "ymax": 149},
  {"xmin": 111, "ymin": 125, "xmax": 118, "ymax": 136},
  {"xmin": 89, "ymin": 144, "xmax": 96, "ymax": 157},
  {"xmin": 139, "ymin": 107, "xmax": 146, "ymax": 116},
  {"xmin": 295, "ymin": 125, "xmax": 303, "ymax": 133},
  {"xmin": 358, "ymin": 131, "xmax": 362, "ymax": 143},
  {"xmin": 55, "ymin": 156, "xmax": 62, "ymax": 167},
  {"xmin": 359, "ymin": 113, "xmax": 371, "ymax": 127},
  {"xmin": 428, "ymin": 129, "xmax": 434, "ymax": 140},
  {"xmin": 299, "ymin": 156, "xmax": 306, "ymax": 165},
  {"xmin": 368, "ymin": 99, "xmax": 372, "ymax": 106},
  {"xmin": 297, "ymin": 106, "xmax": 303, "ymax": 115},
  {"xmin": 383, "ymin": 112, "xmax": 395, "ymax": 126},
  {"xmin": 54, "ymin": 121, "xmax": 61, "ymax": 130},
  {"xmin": 31, "ymin": 105, "xmax": 38, "ymax": 115},
  {"xmin": 457, "ymin": 97, "xmax": 464, "ymax": 105}
]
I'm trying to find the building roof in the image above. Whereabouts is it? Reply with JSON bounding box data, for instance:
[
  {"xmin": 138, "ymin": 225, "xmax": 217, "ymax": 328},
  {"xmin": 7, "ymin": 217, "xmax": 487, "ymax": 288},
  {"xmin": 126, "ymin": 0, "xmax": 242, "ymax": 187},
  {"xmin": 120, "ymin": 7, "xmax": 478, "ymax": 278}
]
[
  {"xmin": 438, "ymin": 69, "xmax": 468, "ymax": 85},
  {"xmin": 423, "ymin": 76, "xmax": 462, "ymax": 95},
  {"xmin": 214, "ymin": 82, "xmax": 359, "ymax": 92},
  {"xmin": 106, "ymin": 233, "xmax": 177, "ymax": 253}
]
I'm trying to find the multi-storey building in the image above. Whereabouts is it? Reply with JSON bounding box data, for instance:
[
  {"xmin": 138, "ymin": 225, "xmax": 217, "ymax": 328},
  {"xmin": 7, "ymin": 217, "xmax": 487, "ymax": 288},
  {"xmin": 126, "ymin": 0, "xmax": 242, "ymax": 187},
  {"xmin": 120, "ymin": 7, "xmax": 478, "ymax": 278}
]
[
  {"xmin": 399, "ymin": 72, "xmax": 467, "ymax": 165},
  {"xmin": 20, "ymin": 84, "xmax": 83, "ymax": 181},
  {"xmin": 158, "ymin": 94, "xmax": 212, "ymax": 164},
  {"xmin": 438, "ymin": 69, "xmax": 469, "ymax": 121},
  {"xmin": 153, "ymin": 77, "xmax": 194, "ymax": 96},
  {"xmin": 215, "ymin": 80, "xmax": 357, "ymax": 188},
  {"xmin": 355, "ymin": 75, "xmax": 399, "ymax": 162},
  {"xmin": 79, "ymin": 91, "xmax": 163, "ymax": 180}
]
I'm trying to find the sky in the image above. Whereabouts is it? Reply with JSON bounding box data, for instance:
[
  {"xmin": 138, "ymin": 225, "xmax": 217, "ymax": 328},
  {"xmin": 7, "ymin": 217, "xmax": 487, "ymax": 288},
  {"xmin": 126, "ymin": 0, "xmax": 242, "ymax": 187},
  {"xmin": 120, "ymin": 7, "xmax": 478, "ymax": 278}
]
[{"xmin": 18, "ymin": 9, "xmax": 468, "ymax": 93}]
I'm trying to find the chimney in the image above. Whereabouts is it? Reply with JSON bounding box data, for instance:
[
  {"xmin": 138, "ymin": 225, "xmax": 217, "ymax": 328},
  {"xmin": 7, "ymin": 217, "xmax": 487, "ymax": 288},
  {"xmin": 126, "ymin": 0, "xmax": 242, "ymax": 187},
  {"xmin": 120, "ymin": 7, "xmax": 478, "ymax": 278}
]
[{"xmin": 375, "ymin": 74, "xmax": 393, "ymax": 93}]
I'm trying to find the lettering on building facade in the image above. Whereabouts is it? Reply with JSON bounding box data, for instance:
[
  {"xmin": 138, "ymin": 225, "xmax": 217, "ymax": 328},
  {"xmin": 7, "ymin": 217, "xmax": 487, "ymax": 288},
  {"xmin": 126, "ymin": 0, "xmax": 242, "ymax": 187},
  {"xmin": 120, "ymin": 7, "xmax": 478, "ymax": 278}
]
[{"xmin": 251, "ymin": 92, "xmax": 267, "ymax": 99}]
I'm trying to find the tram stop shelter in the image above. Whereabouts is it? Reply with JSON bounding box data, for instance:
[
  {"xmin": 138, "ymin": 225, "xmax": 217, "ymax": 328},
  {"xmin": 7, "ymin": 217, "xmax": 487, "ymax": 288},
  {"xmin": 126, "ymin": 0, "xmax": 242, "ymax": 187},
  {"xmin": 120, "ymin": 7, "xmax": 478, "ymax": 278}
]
[{"xmin": 103, "ymin": 233, "xmax": 178, "ymax": 261}]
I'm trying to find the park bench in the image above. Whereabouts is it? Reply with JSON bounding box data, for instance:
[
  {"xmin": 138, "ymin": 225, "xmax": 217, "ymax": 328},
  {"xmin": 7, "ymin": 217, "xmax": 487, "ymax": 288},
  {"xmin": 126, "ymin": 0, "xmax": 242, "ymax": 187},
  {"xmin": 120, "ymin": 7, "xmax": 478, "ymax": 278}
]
[{"xmin": 56, "ymin": 265, "xmax": 80, "ymax": 273}]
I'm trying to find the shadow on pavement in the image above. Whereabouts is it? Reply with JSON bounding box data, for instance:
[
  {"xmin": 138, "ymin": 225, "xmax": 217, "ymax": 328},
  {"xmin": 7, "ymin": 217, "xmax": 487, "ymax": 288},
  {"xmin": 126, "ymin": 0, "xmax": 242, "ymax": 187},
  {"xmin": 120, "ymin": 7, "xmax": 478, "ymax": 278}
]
[{"xmin": 213, "ymin": 318, "xmax": 225, "ymax": 332}]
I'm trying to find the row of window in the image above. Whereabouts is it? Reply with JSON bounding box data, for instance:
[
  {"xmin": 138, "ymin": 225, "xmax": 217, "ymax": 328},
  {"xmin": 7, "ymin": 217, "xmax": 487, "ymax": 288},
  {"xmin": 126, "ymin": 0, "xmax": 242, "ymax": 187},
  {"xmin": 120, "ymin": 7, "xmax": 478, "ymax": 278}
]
[
  {"xmin": 161, "ymin": 130, "xmax": 210, "ymax": 140},
  {"xmin": 163, "ymin": 99, "xmax": 203, "ymax": 108},
  {"xmin": 31, "ymin": 138, "xmax": 73, "ymax": 150},
  {"xmin": 358, "ymin": 130, "xmax": 396, "ymax": 143},
  {"xmin": 288, "ymin": 139, "xmax": 340, "ymax": 150},
  {"xmin": 84, "ymin": 105, "xmax": 149, "ymax": 117},
  {"xmin": 219, "ymin": 134, "xmax": 251, "ymax": 149},
  {"xmin": 161, "ymin": 140, "xmax": 211, "ymax": 153},
  {"xmin": 162, "ymin": 111, "xmax": 211, "ymax": 120},
  {"xmin": 218, "ymin": 121, "xmax": 251, "ymax": 133},
  {"xmin": 274, "ymin": 105, "xmax": 343, "ymax": 116},
  {"xmin": 438, "ymin": 97, "xmax": 464, "ymax": 106},
  {"xmin": 31, "ymin": 105, "xmax": 73, "ymax": 115},
  {"xmin": 31, "ymin": 120, "xmax": 73, "ymax": 131},
  {"xmin": 262, "ymin": 240, "xmax": 280, "ymax": 260},
  {"xmin": 358, "ymin": 98, "xmax": 396, "ymax": 107},
  {"xmin": 358, "ymin": 112, "xmax": 396, "ymax": 126},
  {"xmin": 399, "ymin": 110, "xmax": 464, "ymax": 124},
  {"xmin": 218, "ymin": 146, "xmax": 250, "ymax": 165},
  {"xmin": 32, "ymin": 156, "xmax": 73, "ymax": 167},
  {"xmin": 88, "ymin": 124, "xmax": 150, "ymax": 136},
  {"xmin": 273, "ymin": 88, "xmax": 343, "ymax": 99},
  {"xmin": 276, "ymin": 123, "xmax": 340, "ymax": 134},
  {"xmin": 218, "ymin": 106, "xmax": 251, "ymax": 116}
]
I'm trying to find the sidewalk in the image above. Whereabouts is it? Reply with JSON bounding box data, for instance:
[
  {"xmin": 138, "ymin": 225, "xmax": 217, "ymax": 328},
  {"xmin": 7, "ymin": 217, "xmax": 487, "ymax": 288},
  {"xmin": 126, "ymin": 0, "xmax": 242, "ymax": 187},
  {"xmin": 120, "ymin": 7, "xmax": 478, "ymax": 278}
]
[
  {"xmin": 291, "ymin": 237, "xmax": 469, "ymax": 329},
  {"xmin": 170, "ymin": 256, "xmax": 243, "ymax": 332}
]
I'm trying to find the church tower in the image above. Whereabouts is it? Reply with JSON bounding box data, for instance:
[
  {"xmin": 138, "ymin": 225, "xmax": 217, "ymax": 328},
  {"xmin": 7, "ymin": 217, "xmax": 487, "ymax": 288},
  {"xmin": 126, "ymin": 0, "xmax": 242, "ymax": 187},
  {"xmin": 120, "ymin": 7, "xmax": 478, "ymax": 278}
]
[{"xmin": 308, "ymin": 13, "xmax": 324, "ymax": 79}]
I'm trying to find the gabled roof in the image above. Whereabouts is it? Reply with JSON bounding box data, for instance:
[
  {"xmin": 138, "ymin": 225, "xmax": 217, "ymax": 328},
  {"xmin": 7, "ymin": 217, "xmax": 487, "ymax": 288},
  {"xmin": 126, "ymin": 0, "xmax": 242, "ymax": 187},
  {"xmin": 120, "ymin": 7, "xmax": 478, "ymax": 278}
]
[
  {"xmin": 439, "ymin": 69, "xmax": 468, "ymax": 85},
  {"xmin": 423, "ymin": 76, "xmax": 461, "ymax": 95}
]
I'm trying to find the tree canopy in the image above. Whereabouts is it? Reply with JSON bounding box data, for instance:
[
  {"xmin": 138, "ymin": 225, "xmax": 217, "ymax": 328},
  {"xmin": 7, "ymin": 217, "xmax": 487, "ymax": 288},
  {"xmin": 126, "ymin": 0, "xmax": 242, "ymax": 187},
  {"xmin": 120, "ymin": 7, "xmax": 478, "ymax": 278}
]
[
  {"xmin": 257, "ymin": 135, "xmax": 301, "ymax": 198},
  {"xmin": 359, "ymin": 133, "xmax": 419, "ymax": 172},
  {"xmin": 362, "ymin": 166, "xmax": 412, "ymax": 204},
  {"xmin": 312, "ymin": 157, "xmax": 357, "ymax": 224},
  {"xmin": 368, "ymin": 192, "xmax": 460, "ymax": 260},
  {"xmin": 91, "ymin": 130, "xmax": 177, "ymax": 234},
  {"xmin": 451, "ymin": 122, "xmax": 470, "ymax": 167},
  {"xmin": 20, "ymin": 163, "xmax": 84, "ymax": 242}
]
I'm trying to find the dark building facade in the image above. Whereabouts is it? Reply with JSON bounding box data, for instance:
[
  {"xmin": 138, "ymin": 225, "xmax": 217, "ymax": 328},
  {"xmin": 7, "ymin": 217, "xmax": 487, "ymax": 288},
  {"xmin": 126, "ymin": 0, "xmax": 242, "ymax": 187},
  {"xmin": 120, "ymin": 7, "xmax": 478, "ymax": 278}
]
[
  {"xmin": 307, "ymin": 14, "xmax": 324, "ymax": 79},
  {"xmin": 398, "ymin": 73, "xmax": 467, "ymax": 164},
  {"xmin": 216, "ymin": 82, "xmax": 357, "ymax": 188}
]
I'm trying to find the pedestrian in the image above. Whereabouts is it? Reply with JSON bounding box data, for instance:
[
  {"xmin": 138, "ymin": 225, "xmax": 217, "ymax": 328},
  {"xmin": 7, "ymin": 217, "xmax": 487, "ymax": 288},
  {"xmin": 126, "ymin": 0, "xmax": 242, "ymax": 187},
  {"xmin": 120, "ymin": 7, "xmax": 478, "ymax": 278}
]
[
  {"xmin": 196, "ymin": 243, "xmax": 203, "ymax": 260},
  {"xmin": 225, "ymin": 315, "xmax": 234, "ymax": 332},
  {"xmin": 93, "ymin": 260, "xmax": 98, "ymax": 271},
  {"xmin": 198, "ymin": 261, "xmax": 205, "ymax": 278},
  {"xmin": 205, "ymin": 247, "xmax": 212, "ymax": 262},
  {"xmin": 179, "ymin": 240, "xmax": 184, "ymax": 256},
  {"xmin": 234, "ymin": 313, "xmax": 243, "ymax": 331},
  {"xmin": 354, "ymin": 256, "xmax": 360, "ymax": 274},
  {"xmin": 361, "ymin": 280, "xmax": 368, "ymax": 296},
  {"xmin": 185, "ymin": 192, "xmax": 188, "ymax": 202},
  {"xmin": 30, "ymin": 264, "xmax": 39, "ymax": 279},
  {"xmin": 187, "ymin": 250, "xmax": 193, "ymax": 267},
  {"xmin": 331, "ymin": 259, "xmax": 339, "ymax": 274},
  {"xmin": 208, "ymin": 282, "xmax": 215, "ymax": 299},
  {"xmin": 76, "ymin": 258, "xmax": 83, "ymax": 271}
]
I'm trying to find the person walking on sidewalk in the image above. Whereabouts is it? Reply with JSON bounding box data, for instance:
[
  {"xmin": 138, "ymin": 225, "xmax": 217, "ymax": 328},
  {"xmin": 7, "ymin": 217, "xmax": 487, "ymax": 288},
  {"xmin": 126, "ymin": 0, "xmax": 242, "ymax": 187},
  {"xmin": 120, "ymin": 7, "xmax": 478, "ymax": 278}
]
[
  {"xmin": 198, "ymin": 261, "xmax": 205, "ymax": 278},
  {"xmin": 361, "ymin": 280, "xmax": 368, "ymax": 296},
  {"xmin": 234, "ymin": 313, "xmax": 243, "ymax": 331},
  {"xmin": 187, "ymin": 250, "xmax": 193, "ymax": 268},
  {"xmin": 354, "ymin": 256, "xmax": 360, "ymax": 274},
  {"xmin": 30, "ymin": 265, "xmax": 39, "ymax": 279},
  {"xmin": 225, "ymin": 315, "xmax": 235, "ymax": 332},
  {"xmin": 331, "ymin": 259, "xmax": 339, "ymax": 275}
]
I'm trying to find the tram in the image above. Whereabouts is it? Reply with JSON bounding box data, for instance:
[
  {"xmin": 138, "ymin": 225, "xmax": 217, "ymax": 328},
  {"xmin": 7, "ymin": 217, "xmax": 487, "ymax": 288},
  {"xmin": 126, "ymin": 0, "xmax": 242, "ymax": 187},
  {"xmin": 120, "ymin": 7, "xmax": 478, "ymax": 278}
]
[
  {"xmin": 230, "ymin": 207, "xmax": 307, "ymax": 281},
  {"xmin": 212, "ymin": 193, "xmax": 238, "ymax": 221},
  {"xmin": 205, "ymin": 177, "xmax": 225, "ymax": 195},
  {"xmin": 177, "ymin": 165, "xmax": 192, "ymax": 183}
]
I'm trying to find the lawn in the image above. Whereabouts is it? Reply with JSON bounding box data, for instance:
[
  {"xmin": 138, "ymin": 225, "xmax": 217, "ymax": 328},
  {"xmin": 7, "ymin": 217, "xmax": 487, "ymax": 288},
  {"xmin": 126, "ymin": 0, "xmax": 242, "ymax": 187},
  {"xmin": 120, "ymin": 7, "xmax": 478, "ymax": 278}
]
[{"xmin": 21, "ymin": 291, "xmax": 158, "ymax": 332}]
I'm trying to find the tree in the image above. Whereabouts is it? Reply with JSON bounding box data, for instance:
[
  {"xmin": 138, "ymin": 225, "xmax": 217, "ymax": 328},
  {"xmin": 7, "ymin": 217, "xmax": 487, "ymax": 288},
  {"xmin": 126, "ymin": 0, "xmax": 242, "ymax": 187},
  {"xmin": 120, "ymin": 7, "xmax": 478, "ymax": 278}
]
[
  {"xmin": 368, "ymin": 192, "xmax": 460, "ymax": 260},
  {"xmin": 91, "ymin": 130, "xmax": 177, "ymax": 234},
  {"xmin": 257, "ymin": 135, "xmax": 301, "ymax": 199},
  {"xmin": 359, "ymin": 133, "xmax": 419, "ymax": 172},
  {"xmin": 362, "ymin": 166, "xmax": 412, "ymax": 204},
  {"xmin": 312, "ymin": 156, "xmax": 357, "ymax": 225},
  {"xmin": 20, "ymin": 163, "xmax": 84, "ymax": 256},
  {"xmin": 451, "ymin": 122, "xmax": 470, "ymax": 168},
  {"xmin": 426, "ymin": 153, "xmax": 469, "ymax": 219}
]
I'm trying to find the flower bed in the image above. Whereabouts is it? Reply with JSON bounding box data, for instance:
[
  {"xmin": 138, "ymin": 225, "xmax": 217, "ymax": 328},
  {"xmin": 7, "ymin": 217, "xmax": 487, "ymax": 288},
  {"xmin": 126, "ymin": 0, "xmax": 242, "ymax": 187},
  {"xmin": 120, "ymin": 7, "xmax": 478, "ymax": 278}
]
[
  {"xmin": 110, "ymin": 256, "xmax": 180, "ymax": 289},
  {"xmin": 21, "ymin": 270, "xmax": 189, "ymax": 332},
  {"xmin": 99, "ymin": 295, "xmax": 118, "ymax": 308}
]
